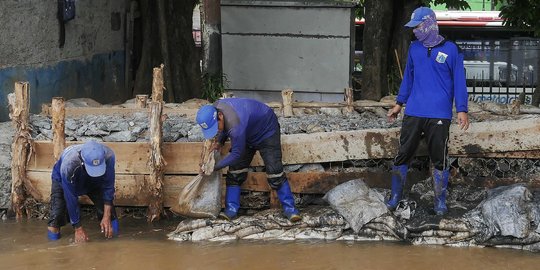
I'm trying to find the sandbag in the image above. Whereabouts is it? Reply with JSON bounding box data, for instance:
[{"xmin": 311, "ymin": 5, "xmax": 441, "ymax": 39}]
[
  {"xmin": 170, "ymin": 151, "xmax": 221, "ymax": 218},
  {"xmin": 323, "ymin": 179, "xmax": 388, "ymax": 233}
]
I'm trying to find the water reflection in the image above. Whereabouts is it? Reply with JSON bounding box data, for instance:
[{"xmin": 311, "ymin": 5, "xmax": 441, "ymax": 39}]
[{"xmin": 0, "ymin": 218, "xmax": 538, "ymax": 270}]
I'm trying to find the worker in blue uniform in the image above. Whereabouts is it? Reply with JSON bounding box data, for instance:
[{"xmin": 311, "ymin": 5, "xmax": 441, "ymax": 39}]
[
  {"xmin": 386, "ymin": 7, "xmax": 470, "ymax": 215},
  {"xmin": 196, "ymin": 98, "xmax": 301, "ymax": 222},
  {"xmin": 47, "ymin": 140, "xmax": 119, "ymax": 242}
]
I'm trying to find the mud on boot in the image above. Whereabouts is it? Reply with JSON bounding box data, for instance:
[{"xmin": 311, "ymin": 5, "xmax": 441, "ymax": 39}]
[{"xmin": 433, "ymin": 169, "xmax": 449, "ymax": 215}]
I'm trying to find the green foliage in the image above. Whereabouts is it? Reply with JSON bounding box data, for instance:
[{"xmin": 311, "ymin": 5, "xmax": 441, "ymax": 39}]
[
  {"xmin": 428, "ymin": 0, "xmax": 470, "ymax": 10},
  {"xmin": 354, "ymin": 0, "xmax": 365, "ymax": 19},
  {"xmin": 202, "ymin": 73, "xmax": 228, "ymax": 102},
  {"xmin": 495, "ymin": 0, "xmax": 540, "ymax": 37}
]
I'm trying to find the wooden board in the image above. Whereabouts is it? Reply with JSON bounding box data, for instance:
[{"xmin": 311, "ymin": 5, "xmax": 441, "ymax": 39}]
[
  {"xmin": 26, "ymin": 170, "xmax": 373, "ymax": 206},
  {"xmin": 41, "ymin": 106, "xmax": 198, "ymax": 118}
]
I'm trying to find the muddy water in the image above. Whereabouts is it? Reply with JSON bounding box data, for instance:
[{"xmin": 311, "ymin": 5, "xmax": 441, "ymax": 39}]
[{"xmin": 1, "ymin": 218, "xmax": 538, "ymax": 270}]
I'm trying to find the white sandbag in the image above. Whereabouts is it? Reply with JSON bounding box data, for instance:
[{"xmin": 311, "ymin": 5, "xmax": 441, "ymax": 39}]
[{"xmin": 323, "ymin": 179, "xmax": 388, "ymax": 233}]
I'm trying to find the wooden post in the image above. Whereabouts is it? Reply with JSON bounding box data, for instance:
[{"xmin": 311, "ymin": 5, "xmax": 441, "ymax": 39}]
[
  {"xmin": 281, "ymin": 89, "xmax": 294, "ymax": 117},
  {"xmin": 136, "ymin": 95, "xmax": 148, "ymax": 108},
  {"xmin": 147, "ymin": 67, "xmax": 165, "ymax": 221},
  {"xmin": 345, "ymin": 88, "xmax": 354, "ymax": 114},
  {"xmin": 9, "ymin": 82, "xmax": 37, "ymax": 220},
  {"xmin": 270, "ymin": 190, "xmax": 280, "ymax": 209},
  {"xmin": 52, "ymin": 97, "xmax": 66, "ymax": 160},
  {"xmin": 152, "ymin": 65, "xmax": 164, "ymax": 103},
  {"xmin": 147, "ymin": 101, "xmax": 165, "ymax": 222}
]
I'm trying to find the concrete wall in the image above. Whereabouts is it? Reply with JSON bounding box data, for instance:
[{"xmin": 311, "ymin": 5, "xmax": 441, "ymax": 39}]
[
  {"xmin": 0, "ymin": 0, "xmax": 128, "ymax": 121},
  {"xmin": 221, "ymin": 1, "xmax": 355, "ymax": 102}
]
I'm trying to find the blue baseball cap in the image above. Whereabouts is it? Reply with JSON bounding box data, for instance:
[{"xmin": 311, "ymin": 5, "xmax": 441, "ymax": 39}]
[
  {"xmin": 405, "ymin": 7, "xmax": 436, "ymax": 28},
  {"xmin": 196, "ymin": 105, "xmax": 219, "ymax": 139},
  {"xmin": 80, "ymin": 141, "xmax": 107, "ymax": 177}
]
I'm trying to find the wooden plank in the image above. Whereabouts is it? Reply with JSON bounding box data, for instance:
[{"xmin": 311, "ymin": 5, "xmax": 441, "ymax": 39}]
[
  {"xmin": 28, "ymin": 141, "xmax": 152, "ymax": 174},
  {"xmin": 27, "ymin": 170, "xmax": 373, "ymax": 207},
  {"xmin": 242, "ymin": 171, "xmax": 391, "ymax": 194},
  {"xmin": 41, "ymin": 106, "xmax": 198, "ymax": 118},
  {"xmin": 27, "ymin": 171, "xmax": 194, "ymax": 207}
]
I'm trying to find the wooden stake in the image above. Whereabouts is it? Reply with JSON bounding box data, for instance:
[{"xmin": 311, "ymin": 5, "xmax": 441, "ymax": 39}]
[
  {"xmin": 147, "ymin": 101, "xmax": 165, "ymax": 221},
  {"xmin": 152, "ymin": 64, "xmax": 164, "ymax": 103},
  {"xmin": 9, "ymin": 82, "xmax": 39, "ymax": 220},
  {"xmin": 136, "ymin": 95, "xmax": 148, "ymax": 108},
  {"xmin": 281, "ymin": 89, "xmax": 294, "ymax": 117},
  {"xmin": 51, "ymin": 97, "xmax": 66, "ymax": 160},
  {"xmin": 270, "ymin": 190, "xmax": 280, "ymax": 209},
  {"xmin": 344, "ymin": 88, "xmax": 354, "ymax": 114},
  {"xmin": 394, "ymin": 49, "xmax": 403, "ymax": 80}
]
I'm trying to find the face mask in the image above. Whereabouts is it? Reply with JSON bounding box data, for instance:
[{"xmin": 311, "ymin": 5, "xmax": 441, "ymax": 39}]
[{"xmin": 412, "ymin": 16, "xmax": 444, "ymax": 48}]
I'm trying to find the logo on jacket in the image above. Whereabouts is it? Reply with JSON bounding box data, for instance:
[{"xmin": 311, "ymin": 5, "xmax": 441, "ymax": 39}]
[{"xmin": 436, "ymin": 52, "xmax": 448, "ymax": 63}]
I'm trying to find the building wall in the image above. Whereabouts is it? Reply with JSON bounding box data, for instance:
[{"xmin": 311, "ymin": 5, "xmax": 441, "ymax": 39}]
[
  {"xmin": 221, "ymin": 2, "xmax": 354, "ymax": 102},
  {"xmin": 0, "ymin": 0, "xmax": 127, "ymax": 121}
]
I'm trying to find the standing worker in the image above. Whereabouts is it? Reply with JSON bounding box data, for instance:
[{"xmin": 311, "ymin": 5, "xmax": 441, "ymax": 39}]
[
  {"xmin": 47, "ymin": 140, "xmax": 119, "ymax": 242},
  {"xmin": 196, "ymin": 98, "xmax": 301, "ymax": 222},
  {"xmin": 386, "ymin": 7, "xmax": 469, "ymax": 215}
]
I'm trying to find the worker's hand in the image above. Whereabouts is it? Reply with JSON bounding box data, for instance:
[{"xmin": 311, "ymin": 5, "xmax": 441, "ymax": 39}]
[
  {"xmin": 100, "ymin": 216, "xmax": 113, "ymax": 239},
  {"xmin": 387, "ymin": 104, "xmax": 402, "ymax": 123},
  {"xmin": 211, "ymin": 140, "xmax": 222, "ymax": 152},
  {"xmin": 74, "ymin": 226, "xmax": 89, "ymax": 243},
  {"xmin": 457, "ymin": 112, "xmax": 469, "ymax": 131}
]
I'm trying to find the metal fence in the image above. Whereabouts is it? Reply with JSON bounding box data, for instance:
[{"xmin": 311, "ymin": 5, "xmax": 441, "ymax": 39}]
[{"xmin": 459, "ymin": 38, "xmax": 539, "ymax": 105}]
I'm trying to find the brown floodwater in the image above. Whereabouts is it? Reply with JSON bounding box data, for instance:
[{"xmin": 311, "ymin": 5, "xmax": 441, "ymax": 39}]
[{"xmin": 0, "ymin": 217, "xmax": 538, "ymax": 270}]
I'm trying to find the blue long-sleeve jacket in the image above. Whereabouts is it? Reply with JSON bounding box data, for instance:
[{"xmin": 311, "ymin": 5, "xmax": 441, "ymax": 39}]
[
  {"xmin": 397, "ymin": 40, "xmax": 468, "ymax": 119},
  {"xmin": 214, "ymin": 98, "xmax": 279, "ymax": 170},
  {"xmin": 51, "ymin": 144, "xmax": 115, "ymax": 227}
]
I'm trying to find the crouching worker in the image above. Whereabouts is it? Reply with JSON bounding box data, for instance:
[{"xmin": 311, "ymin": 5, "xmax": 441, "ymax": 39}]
[
  {"xmin": 47, "ymin": 140, "xmax": 119, "ymax": 242},
  {"xmin": 196, "ymin": 98, "xmax": 301, "ymax": 222}
]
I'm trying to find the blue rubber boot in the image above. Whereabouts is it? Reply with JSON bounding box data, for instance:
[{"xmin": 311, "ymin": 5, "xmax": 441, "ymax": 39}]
[
  {"xmin": 111, "ymin": 219, "xmax": 119, "ymax": 236},
  {"xmin": 219, "ymin": 185, "xmax": 241, "ymax": 221},
  {"xmin": 47, "ymin": 230, "xmax": 61, "ymax": 241},
  {"xmin": 433, "ymin": 169, "xmax": 450, "ymax": 215},
  {"xmin": 276, "ymin": 180, "xmax": 301, "ymax": 222},
  {"xmin": 386, "ymin": 164, "xmax": 408, "ymax": 210}
]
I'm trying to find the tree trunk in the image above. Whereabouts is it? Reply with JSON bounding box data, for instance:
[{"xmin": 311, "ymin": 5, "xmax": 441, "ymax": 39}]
[
  {"xmin": 133, "ymin": 0, "xmax": 201, "ymax": 102},
  {"xmin": 388, "ymin": 1, "xmax": 421, "ymax": 95},
  {"xmin": 361, "ymin": 0, "xmax": 394, "ymax": 100}
]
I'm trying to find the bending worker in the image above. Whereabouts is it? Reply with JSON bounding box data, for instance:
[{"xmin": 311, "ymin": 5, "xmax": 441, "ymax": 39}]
[
  {"xmin": 47, "ymin": 140, "xmax": 119, "ymax": 242},
  {"xmin": 196, "ymin": 98, "xmax": 301, "ymax": 222},
  {"xmin": 386, "ymin": 7, "xmax": 469, "ymax": 215}
]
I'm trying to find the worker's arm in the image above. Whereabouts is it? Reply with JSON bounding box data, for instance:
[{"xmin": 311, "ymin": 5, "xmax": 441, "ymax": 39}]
[
  {"xmin": 452, "ymin": 47, "xmax": 469, "ymax": 131},
  {"xmin": 100, "ymin": 154, "xmax": 116, "ymax": 238},
  {"xmin": 214, "ymin": 127, "xmax": 246, "ymax": 171},
  {"xmin": 60, "ymin": 165, "xmax": 89, "ymax": 243}
]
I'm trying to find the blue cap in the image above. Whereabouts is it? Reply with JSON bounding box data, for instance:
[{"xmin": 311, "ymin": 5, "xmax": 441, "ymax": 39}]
[
  {"xmin": 80, "ymin": 141, "xmax": 107, "ymax": 177},
  {"xmin": 196, "ymin": 105, "xmax": 219, "ymax": 139},
  {"xmin": 405, "ymin": 7, "xmax": 436, "ymax": 28}
]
